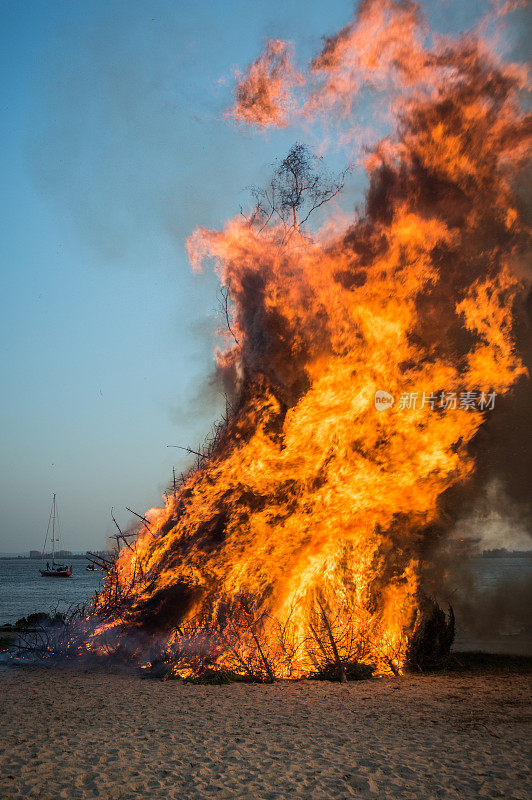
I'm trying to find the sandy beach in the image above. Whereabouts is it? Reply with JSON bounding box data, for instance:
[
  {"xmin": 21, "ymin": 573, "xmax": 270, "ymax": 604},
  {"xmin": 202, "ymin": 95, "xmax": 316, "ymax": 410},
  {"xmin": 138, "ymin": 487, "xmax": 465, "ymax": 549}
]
[{"xmin": 0, "ymin": 667, "xmax": 529, "ymax": 800}]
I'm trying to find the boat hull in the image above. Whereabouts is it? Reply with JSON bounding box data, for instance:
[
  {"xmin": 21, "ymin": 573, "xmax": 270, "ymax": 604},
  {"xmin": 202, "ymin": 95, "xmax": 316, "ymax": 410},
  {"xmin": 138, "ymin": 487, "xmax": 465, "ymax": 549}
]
[{"xmin": 39, "ymin": 569, "xmax": 72, "ymax": 578}]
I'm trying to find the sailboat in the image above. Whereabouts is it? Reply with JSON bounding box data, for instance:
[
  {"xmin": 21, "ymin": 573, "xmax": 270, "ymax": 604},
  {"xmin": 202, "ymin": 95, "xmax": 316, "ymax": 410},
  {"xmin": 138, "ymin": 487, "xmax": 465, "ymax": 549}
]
[{"xmin": 39, "ymin": 493, "xmax": 72, "ymax": 578}]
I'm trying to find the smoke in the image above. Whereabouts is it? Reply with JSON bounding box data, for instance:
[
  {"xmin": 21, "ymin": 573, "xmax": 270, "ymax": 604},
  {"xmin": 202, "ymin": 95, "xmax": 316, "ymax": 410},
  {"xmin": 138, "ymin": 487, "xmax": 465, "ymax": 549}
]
[
  {"xmin": 469, "ymin": 289, "xmax": 532, "ymax": 523},
  {"xmin": 457, "ymin": 479, "xmax": 531, "ymax": 550},
  {"xmin": 419, "ymin": 480, "xmax": 532, "ymax": 654},
  {"xmin": 60, "ymin": 0, "xmax": 532, "ymax": 674}
]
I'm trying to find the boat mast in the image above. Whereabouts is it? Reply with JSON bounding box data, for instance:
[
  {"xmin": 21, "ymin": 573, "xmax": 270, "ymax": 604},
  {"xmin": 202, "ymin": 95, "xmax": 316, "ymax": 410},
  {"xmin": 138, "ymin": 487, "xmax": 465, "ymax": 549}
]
[
  {"xmin": 41, "ymin": 495, "xmax": 54, "ymax": 567},
  {"xmin": 51, "ymin": 493, "xmax": 56, "ymax": 564}
]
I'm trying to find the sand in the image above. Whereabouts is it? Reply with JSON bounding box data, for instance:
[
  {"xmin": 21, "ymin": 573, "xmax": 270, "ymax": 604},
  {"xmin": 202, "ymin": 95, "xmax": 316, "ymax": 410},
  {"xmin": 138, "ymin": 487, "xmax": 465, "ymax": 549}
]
[{"xmin": 0, "ymin": 667, "xmax": 529, "ymax": 800}]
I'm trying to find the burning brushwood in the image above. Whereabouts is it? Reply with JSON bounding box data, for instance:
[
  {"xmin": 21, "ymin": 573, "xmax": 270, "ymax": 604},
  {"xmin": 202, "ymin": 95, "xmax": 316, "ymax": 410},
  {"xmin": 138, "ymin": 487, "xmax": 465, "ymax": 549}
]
[{"xmin": 19, "ymin": 0, "xmax": 531, "ymax": 681}]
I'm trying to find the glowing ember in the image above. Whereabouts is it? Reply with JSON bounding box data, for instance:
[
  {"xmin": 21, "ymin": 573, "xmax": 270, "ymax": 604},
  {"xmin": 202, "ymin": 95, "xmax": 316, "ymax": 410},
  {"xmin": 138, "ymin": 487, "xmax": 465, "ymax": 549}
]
[{"xmin": 82, "ymin": 0, "xmax": 529, "ymax": 678}]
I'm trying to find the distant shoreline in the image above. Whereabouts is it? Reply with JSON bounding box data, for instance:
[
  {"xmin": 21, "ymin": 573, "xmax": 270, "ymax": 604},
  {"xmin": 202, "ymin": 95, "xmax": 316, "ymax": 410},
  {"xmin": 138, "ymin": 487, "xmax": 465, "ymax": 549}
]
[
  {"xmin": 0, "ymin": 555, "xmax": 88, "ymax": 560},
  {"xmin": 0, "ymin": 553, "xmax": 112, "ymax": 560},
  {"xmin": 2, "ymin": 549, "xmax": 531, "ymax": 560},
  {"xmin": 481, "ymin": 549, "xmax": 532, "ymax": 558}
]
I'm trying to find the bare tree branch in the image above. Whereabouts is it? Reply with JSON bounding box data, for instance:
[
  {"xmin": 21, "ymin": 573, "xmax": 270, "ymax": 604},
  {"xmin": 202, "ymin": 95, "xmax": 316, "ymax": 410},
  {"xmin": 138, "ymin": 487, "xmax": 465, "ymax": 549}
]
[
  {"xmin": 218, "ymin": 286, "xmax": 240, "ymax": 346},
  {"xmin": 247, "ymin": 143, "xmax": 350, "ymax": 247}
]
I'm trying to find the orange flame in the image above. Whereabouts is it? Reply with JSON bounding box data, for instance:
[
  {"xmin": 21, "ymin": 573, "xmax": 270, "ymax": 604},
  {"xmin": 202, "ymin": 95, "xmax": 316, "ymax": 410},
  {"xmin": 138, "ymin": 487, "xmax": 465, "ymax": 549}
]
[
  {"xmin": 230, "ymin": 39, "xmax": 303, "ymax": 128},
  {"xmin": 87, "ymin": 1, "xmax": 530, "ymax": 677}
]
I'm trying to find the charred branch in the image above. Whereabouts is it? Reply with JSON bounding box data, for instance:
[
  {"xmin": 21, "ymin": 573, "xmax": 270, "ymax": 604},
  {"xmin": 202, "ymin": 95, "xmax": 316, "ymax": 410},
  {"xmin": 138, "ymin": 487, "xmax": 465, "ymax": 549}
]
[{"xmin": 315, "ymin": 599, "xmax": 347, "ymax": 683}]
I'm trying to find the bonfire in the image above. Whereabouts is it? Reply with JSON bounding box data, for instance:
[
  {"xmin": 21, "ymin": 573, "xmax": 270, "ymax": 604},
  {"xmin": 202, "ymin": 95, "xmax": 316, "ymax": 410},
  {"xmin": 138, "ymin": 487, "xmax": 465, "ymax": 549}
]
[{"xmin": 20, "ymin": 0, "xmax": 530, "ymax": 680}]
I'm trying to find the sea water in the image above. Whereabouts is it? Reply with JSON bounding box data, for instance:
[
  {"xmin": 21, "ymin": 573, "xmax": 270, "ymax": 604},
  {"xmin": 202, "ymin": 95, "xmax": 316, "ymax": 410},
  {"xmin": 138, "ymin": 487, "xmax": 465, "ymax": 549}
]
[
  {"xmin": 0, "ymin": 555, "xmax": 530, "ymax": 654},
  {"xmin": 0, "ymin": 559, "xmax": 103, "ymax": 625}
]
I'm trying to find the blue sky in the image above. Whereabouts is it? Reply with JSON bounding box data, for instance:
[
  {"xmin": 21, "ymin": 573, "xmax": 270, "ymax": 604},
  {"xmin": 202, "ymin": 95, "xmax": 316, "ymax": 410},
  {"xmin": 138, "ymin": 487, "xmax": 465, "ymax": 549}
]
[{"xmin": 0, "ymin": 0, "xmax": 521, "ymax": 552}]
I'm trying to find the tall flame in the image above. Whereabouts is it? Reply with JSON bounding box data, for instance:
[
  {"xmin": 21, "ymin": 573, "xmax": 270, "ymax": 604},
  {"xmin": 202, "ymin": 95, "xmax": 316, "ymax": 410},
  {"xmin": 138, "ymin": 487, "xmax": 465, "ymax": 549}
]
[{"xmin": 88, "ymin": 1, "xmax": 530, "ymax": 677}]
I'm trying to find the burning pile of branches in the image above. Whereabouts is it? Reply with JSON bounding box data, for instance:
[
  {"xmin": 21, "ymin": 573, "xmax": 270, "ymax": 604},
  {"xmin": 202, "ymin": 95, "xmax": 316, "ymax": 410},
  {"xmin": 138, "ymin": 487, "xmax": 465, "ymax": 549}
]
[{"xmin": 19, "ymin": 1, "xmax": 530, "ymax": 680}]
